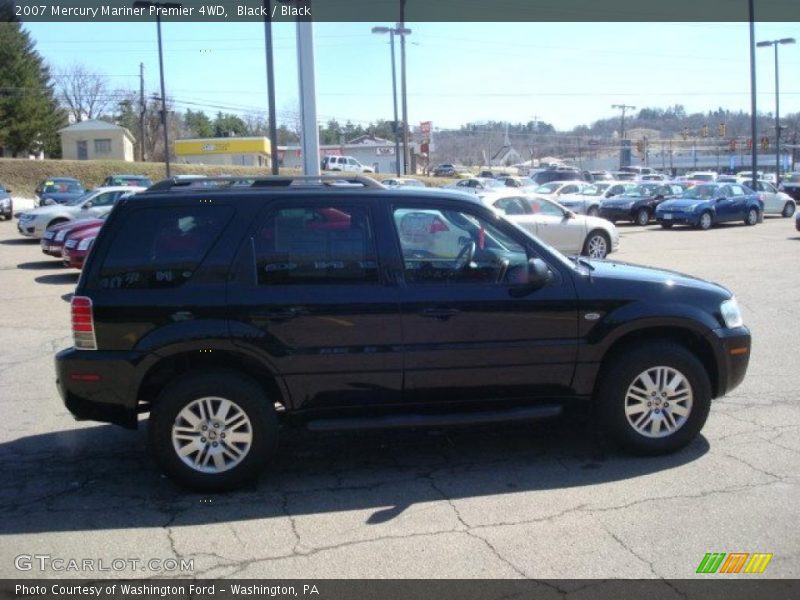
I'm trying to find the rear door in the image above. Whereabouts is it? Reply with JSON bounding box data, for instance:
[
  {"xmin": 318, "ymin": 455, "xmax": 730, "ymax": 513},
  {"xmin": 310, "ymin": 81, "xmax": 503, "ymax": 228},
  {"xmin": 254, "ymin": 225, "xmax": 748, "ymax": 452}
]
[
  {"xmin": 531, "ymin": 199, "xmax": 584, "ymax": 255},
  {"xmin": 388, "ymin": 199, "xmax": 579, "ymax": 404},
  {"xmin": 713, "ymin": 185, "xmax": 737, "ymax": 222},
  {"xmin": 728, "ymin": 184, "xmax": 750, "ymax": 219}
]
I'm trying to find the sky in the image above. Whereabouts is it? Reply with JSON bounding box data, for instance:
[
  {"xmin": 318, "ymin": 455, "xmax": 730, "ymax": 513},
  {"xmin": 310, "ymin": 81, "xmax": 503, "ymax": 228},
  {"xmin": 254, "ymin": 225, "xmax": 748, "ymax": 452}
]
[{"xmin": 22, "ymin": 21, "xmax": 800, "ymax": 132}]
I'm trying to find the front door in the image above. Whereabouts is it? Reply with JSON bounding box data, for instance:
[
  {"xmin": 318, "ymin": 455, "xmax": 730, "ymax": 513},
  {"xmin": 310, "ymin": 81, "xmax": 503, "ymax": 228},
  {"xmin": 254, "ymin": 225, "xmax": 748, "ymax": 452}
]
[
  {"xmin": 389, "ymin": 202, "xmax": 579, "ymax": 405},
  {"xmin": 76, "ymin": 141, "xmax": 88, "ymax": 160},
  {"xmin": 229, "ymin": 200, "xmax": 403, "ymax": 412}
]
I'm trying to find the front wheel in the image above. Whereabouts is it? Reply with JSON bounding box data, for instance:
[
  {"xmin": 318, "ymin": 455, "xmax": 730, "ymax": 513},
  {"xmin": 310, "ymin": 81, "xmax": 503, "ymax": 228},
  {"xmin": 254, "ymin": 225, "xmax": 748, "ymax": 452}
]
[
  {"xmin": 698, "ymin": 211, "xmax": 713, "ymax": 230},
  {"xmin": 597, "ymin": 342, "xmax": 711, "ymax": 455},
  {"xmin": 149, "ymin": 369, "xmax": 277, "ymax": 492},
  {"xmin": 582, "ymin": 230, "xmax": 610, "ymax": 259},
  {"xmin": 745, "ymin": 207, "xmax": 758, "ymax": 226},
  {"xmin": 782, "ymin": 202, "xmax": 795, "ymax": 218},
  {"xmin": 634, "ymin": 208, "xmax": 650, "ymax": 226}
]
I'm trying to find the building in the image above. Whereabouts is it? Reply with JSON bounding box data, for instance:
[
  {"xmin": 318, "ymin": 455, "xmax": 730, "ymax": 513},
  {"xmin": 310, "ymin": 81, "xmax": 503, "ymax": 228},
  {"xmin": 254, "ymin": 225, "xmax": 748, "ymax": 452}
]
[
  {"xmin": 174, "ymin": 137, "xmax": 272, "ymax": 167},
  {"xmin": 279, "ymin": 135, "xmax": 399, "ymax": 173},
  {"xmin": 59, "ymin": 120, "xmax": 136, "ymax": 162}
]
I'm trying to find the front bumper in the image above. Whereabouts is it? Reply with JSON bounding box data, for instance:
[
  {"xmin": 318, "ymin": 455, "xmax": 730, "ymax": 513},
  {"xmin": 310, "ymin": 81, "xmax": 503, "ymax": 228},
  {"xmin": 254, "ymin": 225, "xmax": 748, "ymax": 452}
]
[
  {"xmin": 656, "ymin": 211, "xmax": 699, "ymax": 226},
  {"xmin": 705, "ymin": 326, "xmax": 751, "ymax": 397},
  {"xmin": 55, "ymin": 347, "xmax": 147, "ymax": 429}
]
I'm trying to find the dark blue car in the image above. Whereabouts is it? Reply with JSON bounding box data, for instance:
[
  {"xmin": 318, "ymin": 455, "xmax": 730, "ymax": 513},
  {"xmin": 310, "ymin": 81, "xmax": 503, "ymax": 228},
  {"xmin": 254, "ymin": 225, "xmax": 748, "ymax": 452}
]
[
  {"xmin": 655, "ymin": 183, "xmax": 763, "ymax": 230},
  {"xmin": 35, "ymin": 177, "xmax": 86, "ymax": 207},
  {"xmin": 0, "ymin": 182, "xmax": 12, "ymax": 220}
]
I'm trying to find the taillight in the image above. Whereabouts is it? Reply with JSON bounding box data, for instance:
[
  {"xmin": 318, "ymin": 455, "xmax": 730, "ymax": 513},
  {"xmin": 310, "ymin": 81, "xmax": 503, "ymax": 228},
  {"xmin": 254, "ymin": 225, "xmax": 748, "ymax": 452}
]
[
  {"xmin": 71, "ymin": 296, "xmax": 97, "ymax": 350},
  {"xmin": 429, "ymin": 217, "xmax": 449, "ymax": 234}
]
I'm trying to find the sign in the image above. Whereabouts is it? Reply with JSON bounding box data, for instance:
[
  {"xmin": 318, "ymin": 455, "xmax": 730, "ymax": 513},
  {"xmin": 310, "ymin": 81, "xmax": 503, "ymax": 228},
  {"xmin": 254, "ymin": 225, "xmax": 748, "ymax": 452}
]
[
  {"xmin": 376, "ymin": 147, "xmax": 395, "ymax": 156},
  {"xmin": 420, "ymin": 121, "xmax": 431, "ymax": 135}
]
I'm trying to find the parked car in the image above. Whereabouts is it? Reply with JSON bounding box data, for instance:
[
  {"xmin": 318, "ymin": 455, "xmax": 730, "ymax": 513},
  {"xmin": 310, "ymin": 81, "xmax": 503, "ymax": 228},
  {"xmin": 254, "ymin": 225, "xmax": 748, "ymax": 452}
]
[
  {"xmin": 54, "ymin": 175, "xmax": 751, "ymax": 491},
  {"xmin": 778, "ymin": 172, "xmax": 800, "ymax": 203},
  {"xmin": 41, "ymin": 216, "xmax": 106, "ymax": 258},
  {"xmin": 530, "ymin": 167, "xmax": 589, "ymax": 186},
  {"xmin": 446, "ymin": 177, "xmax": 505, "ymax": 194},
  {"xmin": 619, "ymin": 166, "xmax": 657, "ymax": 177},
  {"xmin": 496, "ymin": 175, "xmax": 536, "ymax": 189},
  {"xmin": 600, "ymin": 183, "xmax": 684, "ymax": 225},
  {"xmin": 558, "ymin": 182, "xmax": 636, "ymax": 217},
  {"xmin": 432, "ymin": 163, "xmax": 457, "ymax": 177},
  {"xmin": 321, "ymin": 155, "xmax": 374, "ymax": 173},
  {"xmin": 590, "ymin": 170, "xmax": 614, "ymax": 182},
  {"xmin": 533, "ymin": 181, "xmax": 591, "ymax": 200},
  {"xmin": 102, "ymin": 174, "xmax": 154, "ymax": 188},
  {"xmin": 0, "ymin": 182, "xmax": 12, "ymax": 220},
  {"xmin": 382, "ymin": 178, "xmax": 426, "ymax": 188},
  {"xmin": 62, "ymin": 222, "xmax": 103, "ymax": 269},
  {"xmin": 34, "ymin": 177, "xmax": 86, "ymax": 207},
  {"xmin": 655, "ymin": 183, "xmax": 763, "ymax": 230},
  {"xmin": 741, "ymin": 180, "xmax": 796, "ymax": 217},
  {"xmin": 611, "ymin": 171, "xmax": 638, "ymax": 181},
  {"xmin": 640, "ymin": 173, "xmax": 669, "ymax": 182},
  {"xmin": 17, "ymin": 186, "xmax": 144, "ymax": 238},
  {"xmin": 482, "ymin": 193, "xmax": 619, "ymax": 258},
  {"xmin": 685, "ymin": 171, "xmax": 718, "ymax": 183}
]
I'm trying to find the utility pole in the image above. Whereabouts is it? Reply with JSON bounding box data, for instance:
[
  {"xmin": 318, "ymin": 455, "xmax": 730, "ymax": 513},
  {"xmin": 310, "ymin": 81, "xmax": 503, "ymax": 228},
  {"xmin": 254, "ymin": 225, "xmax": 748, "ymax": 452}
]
[
  {"xmin": 263, "ymin": 0, "xmax": 279, "ymax": 174},
  {"xmin": 748, "ymin": 0, "xmax": 758, "ymax": 180},
  {"xmin": 139, "ymin": 62, "xmax": 146, "ymax": 162},
  {"xmin": 612, "ymin": 103, "xmax": 635, "ymax": 168},
  {"xmin": 398, "ymin": 0, "xmax": 410, "ymax": 174}
]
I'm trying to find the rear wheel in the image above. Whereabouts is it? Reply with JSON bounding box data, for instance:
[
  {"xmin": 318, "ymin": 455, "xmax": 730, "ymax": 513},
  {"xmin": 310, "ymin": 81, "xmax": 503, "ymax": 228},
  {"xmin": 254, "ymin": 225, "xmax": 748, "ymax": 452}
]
[
  {"xmin": 597, "ymin": 342, "xmax": 711, "ymax": 455},
  {"xmin": 698, "ymin": 211, "xmax": 713, "ymax": 230},
  {"xmin": 47, "ymin": 218, "xmax": 69, "ymax": 230},
  {"xmin": 660, "ymin": 222, "xmax": 673, "ymax": 229},
  {"xmin": 582, "ymin": 230, "xmax": 610, "ymax": 259},
  {"xmin": 745, "ymin": 207, "xmax": 758, "ymax": 226},
  {"xmin": 587, "ymin": 206, "xmax": 599, "ymax": 218},
  {"xmin": 149, "ymin": 369, "xmax": 277, "ymax": 492},
  {"xmin": 782, "ymin": 202, "xmax": 795, "ymax": 218},
  {"xmin": 635, "ymin": 208, "xmax": 650, "ymax": 226}
]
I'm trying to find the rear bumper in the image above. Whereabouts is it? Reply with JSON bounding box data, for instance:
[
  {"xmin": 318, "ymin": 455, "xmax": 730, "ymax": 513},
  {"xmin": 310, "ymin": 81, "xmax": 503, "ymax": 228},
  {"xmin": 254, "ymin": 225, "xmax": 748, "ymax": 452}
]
[
  {"xmin": 706, "ymin": 326, "xmax": 751, "ymax": 397},
  {"xmin": 55, "ymin": 347, "xmax": 146, "ymax": 429}
]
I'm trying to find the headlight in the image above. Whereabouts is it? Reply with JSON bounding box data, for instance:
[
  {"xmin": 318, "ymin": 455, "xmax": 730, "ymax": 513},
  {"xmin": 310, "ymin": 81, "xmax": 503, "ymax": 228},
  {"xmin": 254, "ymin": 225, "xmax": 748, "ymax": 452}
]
[
  {"xmin": 55, "ymin": 229, "xmax": 67, "ymax": 241},
  {"xmin": 0, "ymin": 198, "xmax": 9, "ymax": 206},
  {"xmin": 77, "ymin": 236, "xmax": 95, "ymax": 251},
  {"xmin": 20, "ymin": 213, "xmax": 34, "ymax": 222},
  {"xmin": 721, "ymin": 298, "xmax": 743, "ymax": 328}
]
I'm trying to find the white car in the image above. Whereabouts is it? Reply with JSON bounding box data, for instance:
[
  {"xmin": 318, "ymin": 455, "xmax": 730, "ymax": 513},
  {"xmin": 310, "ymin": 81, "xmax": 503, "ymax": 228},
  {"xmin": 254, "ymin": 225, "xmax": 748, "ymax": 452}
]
[
  {"xmin": 445, "ymin": 177, "xmax": 505, "ymax": 194},
  {"xmin": 382, "ymin": 177, "xmax": 426, "ymax": 188},
  {"xmin": 743, "ymin": 179, "xmax": 796, "ymax": 217},
  {"xmin": 532, "ymin": 180, "xmax": 592, "ymax": 200},
  {"xmin": 321, "ymin": 155, "xmax": 374, "ymax": 173},
  {"xmin": 16, "ymin": 186, "xmax": 145, "ymax": 239},
  {"xmin": 480, "ymin": 193, "xmax": 620, "ymax": 258},
  {"xmin": 558, "ymin": 182, "xmax": 636, "ymax": 216},
  {"xmin": 686, "ymin": 171, "xmax": 718, "ymax": 183}
]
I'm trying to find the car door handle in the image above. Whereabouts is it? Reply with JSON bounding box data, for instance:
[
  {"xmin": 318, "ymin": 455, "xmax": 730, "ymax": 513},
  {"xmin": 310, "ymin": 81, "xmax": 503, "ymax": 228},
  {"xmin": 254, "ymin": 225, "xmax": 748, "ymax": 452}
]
[{"xmin": 420, "ymin": 307, "xmax": 461, "ymax": 320}]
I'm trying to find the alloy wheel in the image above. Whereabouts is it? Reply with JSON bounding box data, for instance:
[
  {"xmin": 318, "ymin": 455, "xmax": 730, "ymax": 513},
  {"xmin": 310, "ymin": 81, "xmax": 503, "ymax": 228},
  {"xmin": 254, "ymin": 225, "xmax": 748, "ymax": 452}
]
[{"xmin": 624, "ymin": 366, "xmax": 694, "ymax": 438}]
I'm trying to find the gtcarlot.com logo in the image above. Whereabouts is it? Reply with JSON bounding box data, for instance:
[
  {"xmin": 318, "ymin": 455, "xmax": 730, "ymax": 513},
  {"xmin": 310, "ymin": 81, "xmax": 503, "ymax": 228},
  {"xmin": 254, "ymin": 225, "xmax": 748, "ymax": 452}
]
[
  {"xmin": 14, "ymin": 554, "xmax": 194, "ymax": 573},
  {"xmin": 696, "ymin": 552, "xmax": 773, "ymax": 574}
]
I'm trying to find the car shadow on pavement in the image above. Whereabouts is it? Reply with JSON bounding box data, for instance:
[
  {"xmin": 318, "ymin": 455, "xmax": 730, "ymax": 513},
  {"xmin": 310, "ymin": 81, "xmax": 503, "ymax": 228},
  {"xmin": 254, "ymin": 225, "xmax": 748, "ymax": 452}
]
[
  {"xmin": 0, "ymin": 416, "xmax": 709, "ymax": 535},
  {"xmin": 17, "ymin": 260, "xmax": 62, "ymax": 270},
  {"xmin": 61, "ymin": 292, "xmax": 74, "ymax": 302},
  {"xmin": 34, "ymin": 273, "xmax": 80, "ymax": 285},
  {"xmin": 0, "ymin": 238, "xmax": 40, "ymax": 246}
]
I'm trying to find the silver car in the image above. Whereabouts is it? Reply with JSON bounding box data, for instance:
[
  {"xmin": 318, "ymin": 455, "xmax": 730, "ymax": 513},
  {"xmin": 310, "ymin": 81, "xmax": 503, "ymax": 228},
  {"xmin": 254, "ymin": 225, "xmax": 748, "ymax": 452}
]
[
  {"xmin": 558, "ymin": 182, "xmax": 636, "ymax": 216},
  {"xmin": 743, "ymin": 179, "xmax": 796, "ymax": 217},
  {"xmin": 16, "ymin": 186, "xmax": 145, "ymax": 239}
]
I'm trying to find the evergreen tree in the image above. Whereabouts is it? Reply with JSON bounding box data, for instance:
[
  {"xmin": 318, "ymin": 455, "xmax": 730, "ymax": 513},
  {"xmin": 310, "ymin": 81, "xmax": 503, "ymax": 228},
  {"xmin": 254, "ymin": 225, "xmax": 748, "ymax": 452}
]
[
  {"xmin": 184, "ymin": 109, "xmax": 214, "ymax": 138},
  {"xmin": 0, "ymin": 7, "xmax": 64, "ymax": 157}
]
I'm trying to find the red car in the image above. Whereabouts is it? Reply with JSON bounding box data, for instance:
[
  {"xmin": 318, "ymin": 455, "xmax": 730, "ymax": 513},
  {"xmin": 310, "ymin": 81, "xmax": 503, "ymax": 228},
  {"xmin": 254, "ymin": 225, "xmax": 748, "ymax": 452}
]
[
  {"xmin": 62, "ymin": 224, "xmax": 101, "ymax": 269},
  {"xmin": 41, "ymin": 218, "xmax": 104, "ymax": 258}
]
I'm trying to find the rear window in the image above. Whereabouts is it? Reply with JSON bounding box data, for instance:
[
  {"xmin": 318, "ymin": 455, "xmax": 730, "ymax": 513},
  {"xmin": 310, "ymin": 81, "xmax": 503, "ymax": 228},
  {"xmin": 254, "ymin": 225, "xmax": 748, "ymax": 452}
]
[{"xmin": 95, "ymin": 205, "xmax": 233, "ymax": 289}]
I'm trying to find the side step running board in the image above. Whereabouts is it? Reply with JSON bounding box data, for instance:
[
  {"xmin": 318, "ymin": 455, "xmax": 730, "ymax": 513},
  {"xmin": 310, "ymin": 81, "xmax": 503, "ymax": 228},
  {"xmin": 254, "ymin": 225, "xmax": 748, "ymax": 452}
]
[{"xmin": 306, "ymin": 404, "xmax": 562, "ymax": 432}]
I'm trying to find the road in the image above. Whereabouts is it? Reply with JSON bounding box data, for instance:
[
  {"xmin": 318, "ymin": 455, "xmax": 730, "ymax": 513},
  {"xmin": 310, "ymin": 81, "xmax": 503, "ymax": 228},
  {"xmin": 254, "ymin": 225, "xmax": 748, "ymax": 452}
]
[{"xmin": 0, "ymin": 213, "xmax": 798, "ymax": 579}]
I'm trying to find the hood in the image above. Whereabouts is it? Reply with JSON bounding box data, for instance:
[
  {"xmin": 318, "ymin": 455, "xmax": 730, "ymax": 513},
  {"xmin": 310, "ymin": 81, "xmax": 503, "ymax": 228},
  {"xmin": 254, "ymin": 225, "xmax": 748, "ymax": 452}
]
[
  {"xmin": 22, "ymin": 205, "xmax": 69, "ymax": 217},
  {"xmin": 586, "ymin": 259, "xmax": 731, "ymax": 298},
  {"xmin": 69, "ymin": 225, "xmax": 102, "ymax": 240},
  {"xmin": 657, "ymin": 198, "xmax": 707, "ymax": 210},
  {"xmin": 50, "ymin": 218, "xmax": 103, "ymax": 233},
  {"xmin": 603, "ymin": 197, "xmax": 639, "ymax": 207}
]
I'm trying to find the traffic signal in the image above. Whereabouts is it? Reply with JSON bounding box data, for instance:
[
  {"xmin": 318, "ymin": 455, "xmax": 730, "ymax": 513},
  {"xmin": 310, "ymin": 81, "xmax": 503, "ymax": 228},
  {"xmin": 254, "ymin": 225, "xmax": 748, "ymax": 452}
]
[
  {"xmin": 718, "ymin": 123, "xmax": 727, "ymax": 137},
  {"xmin": 702, "ymin": 124, "xmax": 709, "ymax": 138}
]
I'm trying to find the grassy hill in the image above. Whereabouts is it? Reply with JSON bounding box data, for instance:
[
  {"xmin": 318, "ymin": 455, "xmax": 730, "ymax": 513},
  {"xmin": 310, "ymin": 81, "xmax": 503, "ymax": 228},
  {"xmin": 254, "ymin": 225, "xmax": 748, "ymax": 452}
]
[{"xmin": 0, "ymin": 158, "xmax": 452, "ymax": 197}]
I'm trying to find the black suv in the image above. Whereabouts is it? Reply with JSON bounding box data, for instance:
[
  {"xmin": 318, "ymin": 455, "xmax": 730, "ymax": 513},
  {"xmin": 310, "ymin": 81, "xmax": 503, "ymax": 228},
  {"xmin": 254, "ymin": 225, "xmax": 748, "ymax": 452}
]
[{"xmin": 56, "ymin": 176, "xmax": 751, "ymax": 491}]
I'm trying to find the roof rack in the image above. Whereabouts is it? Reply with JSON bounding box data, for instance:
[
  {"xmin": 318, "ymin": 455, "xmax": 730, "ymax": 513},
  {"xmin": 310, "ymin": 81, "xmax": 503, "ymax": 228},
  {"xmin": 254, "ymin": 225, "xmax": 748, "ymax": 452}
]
[{"xmin": 145, "ymin": 174, "xmax": 385, "ymax": 193}]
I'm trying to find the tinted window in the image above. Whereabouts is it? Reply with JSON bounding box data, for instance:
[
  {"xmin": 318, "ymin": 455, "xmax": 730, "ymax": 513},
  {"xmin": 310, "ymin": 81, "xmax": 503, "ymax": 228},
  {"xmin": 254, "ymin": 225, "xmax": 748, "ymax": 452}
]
[
  {"xmin": 97, "ymin": 206, "xmax": 232, "ymax": 289},
  {"xmin": 393, "ymin": 208, "xmax": 528, "ymax": 285},
  {"xmin": 254, "ymin": 205, "xmax": 378, "ymax": 285},
  {"xmin": 729, "ymin": 185, "xmax": 746, "ymax": 196},
  {"xmin": 494, "ymin": 197, "xmax": 529, "ymax": 215}
]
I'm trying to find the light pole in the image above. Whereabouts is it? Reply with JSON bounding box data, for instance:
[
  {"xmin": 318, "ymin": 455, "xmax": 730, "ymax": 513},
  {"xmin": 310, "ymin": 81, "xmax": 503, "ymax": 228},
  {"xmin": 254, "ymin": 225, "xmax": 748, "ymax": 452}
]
[
  {"xmin": 372, "ymin": 26, "xmax": 401, "ymax": 176},
  {"xmin": 133, "ymin": 0, "xmax": 182, "ymax": 178},
  {"xmin": 263, "ymin": 0, "xmax": 279, "ymax": 175},
  {"xmin": 757, "ymin": 37, "xmax": 795, "ymax": 185},
  {"xmin": 612, "ymin": 104, "xmax": 635, "ymax": 168}
]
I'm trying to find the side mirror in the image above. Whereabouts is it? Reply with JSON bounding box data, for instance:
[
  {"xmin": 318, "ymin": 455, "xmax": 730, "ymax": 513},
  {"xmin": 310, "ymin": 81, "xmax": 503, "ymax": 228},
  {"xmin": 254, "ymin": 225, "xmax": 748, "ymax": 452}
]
[
  {"xmin": 564, "ymin": 210, "xmax": 576, "ymax": 219},
  {"xmin": 82, "ymin": 201, "xmax": 93, "ymax": 209},
  {"xmin": 527, "ymin": 258, "xmax": 553, "ymax": 288}
]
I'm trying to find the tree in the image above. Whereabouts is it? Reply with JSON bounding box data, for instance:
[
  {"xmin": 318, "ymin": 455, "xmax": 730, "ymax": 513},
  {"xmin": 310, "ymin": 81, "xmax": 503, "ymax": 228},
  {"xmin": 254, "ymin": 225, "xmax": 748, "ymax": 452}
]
[
  {"xmin": 212, "ymin": 111, "xmax": 248, "ymax": 137},
  {"xmin": 184, "ymin": 109, "xmax": 214, "ymax": 138},
  {"xmin": 55, "ymin": 63, "xmax": 112, "ymax": 122},
  {"xmin": 0, "ymin": 8, "xmax": 64, "ymax": 157}
]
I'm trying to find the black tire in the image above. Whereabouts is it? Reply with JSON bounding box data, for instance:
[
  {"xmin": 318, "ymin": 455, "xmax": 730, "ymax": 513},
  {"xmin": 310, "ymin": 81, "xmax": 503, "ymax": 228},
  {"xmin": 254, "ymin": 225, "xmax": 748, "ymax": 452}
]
[
  {"xmin": 782, "ymin": 202, "xmax": 795, "ymax": 218},
  {"xmin": 744, "ymin": 207, "xmax": 758, "ymax": 226},
  {"xmin": 698, "ymin": 211, "xmax": 713, "ymax": 230},
  {"xmin": 634, "ymin": 208, "xmax": 650, "ymax": 226},
  {"xmin": 660, "ymin": 222, "xmax": 673, "ymax": 229},
  {"xmin": 587, "ymin": 206, "xmax": 599, "ymax": 217},
  {"xmin": 149, "ymin": 369, "xmax": 277, "ymax": 492},
  {"xmin": 582, "ymin": 230, "xmax": 610, "ymax": 259},
  {"xmin": 597, "ymin": 342, "xmax": 711, "ymax": 455}
]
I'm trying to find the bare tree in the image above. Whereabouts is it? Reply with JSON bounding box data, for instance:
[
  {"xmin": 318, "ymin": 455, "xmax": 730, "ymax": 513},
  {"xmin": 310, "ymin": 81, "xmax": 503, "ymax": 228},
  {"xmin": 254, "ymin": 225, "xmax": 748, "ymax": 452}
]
[{"xmin": 56, "ymin": 63, "xmax": 112, "ymax": 122}]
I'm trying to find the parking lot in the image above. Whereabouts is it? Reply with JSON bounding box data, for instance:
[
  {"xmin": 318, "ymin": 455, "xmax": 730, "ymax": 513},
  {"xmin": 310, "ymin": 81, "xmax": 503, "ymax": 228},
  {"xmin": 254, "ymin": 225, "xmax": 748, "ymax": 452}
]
[{"xmin": 0, "ymin": 214, "xmax": 798, "ymax": 579}]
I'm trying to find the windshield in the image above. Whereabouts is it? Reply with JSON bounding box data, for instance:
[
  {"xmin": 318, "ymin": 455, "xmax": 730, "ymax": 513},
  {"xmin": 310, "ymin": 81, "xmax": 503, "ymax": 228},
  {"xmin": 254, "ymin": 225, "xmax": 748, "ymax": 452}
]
[
  {"xmin": 626, "ymin": 184, "xmax": 658, "ymax": 197},
  {"xmin": 689, "ymin": 173, "xmax": 715, "ymax": 182},
  {"xmin": 580, "ymin": 184, "xmax": 609, "ymax": 196},
  {"xmin": 681, "ymin": 184, "xmax": 718, "ymax": 200},
  {"xmin": 66, "ymin": 191, "xmax": 93, "ymax": 206},
  {"xmin": 44, "ymin": 182, "xmax": 81, "ymax": 194},
  {"xmin": 535, "ymin": 183, "xmax": 561, "ymax": 193}
]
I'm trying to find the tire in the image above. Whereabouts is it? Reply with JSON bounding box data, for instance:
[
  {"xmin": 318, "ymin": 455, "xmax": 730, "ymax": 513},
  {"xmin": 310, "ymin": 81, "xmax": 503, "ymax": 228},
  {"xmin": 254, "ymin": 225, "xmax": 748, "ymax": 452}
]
[
  {"xmin": 149, "ymin": 369, "xmax": 277, "ymax": 492},
  {"xmin": 635, "ymin": 208, "xmax": 650, "ymax": 226},
  {"xmin": 660, "ymin": 222, "xmax": 673, "ymax": 229},
  {"xmin": 46, "ymin": 218, "xmax": 69, "ymax": 230},
  {"xmin": 782, "ymin": 202, "xmax": 795, "ymax": 218},
  {"xmin": 698, "ymin": 211, "xmax": 713, "ymax": 230},
  {"xmin": 582, "ymin": 230, "xmax": 610, "ymax": 259},
  {"xmin": 587, "ymin": 206, "xmax": 599, "ymax": 218},
  {"xmin": 597, "ymin": 342, "xmax": 711, "ymax": 455},
  {"xmin": 745, "ymin": 207, "xmax": 758, "ymax": 226}
]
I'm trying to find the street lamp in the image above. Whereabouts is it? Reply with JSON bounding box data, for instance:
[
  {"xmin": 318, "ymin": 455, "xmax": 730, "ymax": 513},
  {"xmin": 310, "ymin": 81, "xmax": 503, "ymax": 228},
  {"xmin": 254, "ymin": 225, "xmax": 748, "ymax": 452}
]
[
  {"xmin": 133, "ymin": 0, "xmax": 182, "ymax": 178},
  {"xmin": 757, "ymin": 37, "xmax": 795, "ymax": 185},
  {"xmin": 371, "ymin": 26, "xmax": 402, "ymax": 176}
]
